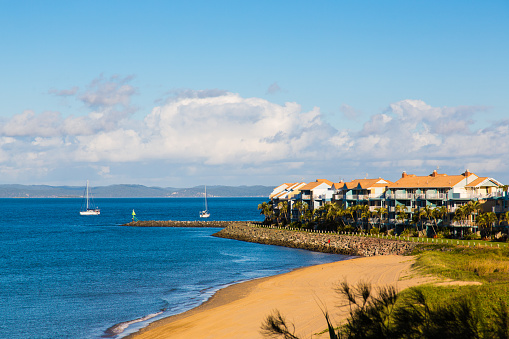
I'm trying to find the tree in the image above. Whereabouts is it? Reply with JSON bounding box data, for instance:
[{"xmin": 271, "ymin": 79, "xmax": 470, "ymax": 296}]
[
  {"xmin": 411, "ymin": 213, "xmax": 421, "ymax": 235},
  {"xmin": 419, "ymin": 205, "xmax": 435, "ymax": 236},
  {"xmin": 258, "ymin": 202, "xmax": 274, "ymax": 224},
  {"xmin": 277, "ymin": 201, "xmax": 289, "ymax": 225},
  {"xmin": 292, "ymin": 201, "xmax": 308, "ymax": 223},
  {"xmin": 485, "ymin": 212, "xmax": 498, "ymax": 239},
  {"xmin": 500, "ymin": 211, "xmax": 509, "ymax": 227},
  {"xmin": 374, "ymin": 207, "xmax": 388, "ymax": 229},
  {"xmin": 453, "ymin": 204, "xmax": 467, "ymax": 226},
  {"xmin": 468, "ymin": 200, "xmax": 484, "ymax": 225},
  {"xmin": 345, "ymin": 206, "xmax": 356, "ymax": 227},
  {"xmin": 362, "ymin": 207, "xmax": 375, "ymax": 230},
  {"xmin": 395, "ymin": 205, "xmax": 408, "ymax": 226},
  {"xmin": 357, "ymin": 204, "xmax": 369, "ymax": 230}
]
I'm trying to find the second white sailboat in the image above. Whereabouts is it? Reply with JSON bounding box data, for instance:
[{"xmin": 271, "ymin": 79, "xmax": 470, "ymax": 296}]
[{"xmin": 199, "ymin": 185, "xmax": 210, "ymax": 218}]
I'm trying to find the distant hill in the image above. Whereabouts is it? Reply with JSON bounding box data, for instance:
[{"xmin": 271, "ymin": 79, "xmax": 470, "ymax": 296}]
[{"xmin": 0, "ymin": 184, "xmax": 273, "ymax": 198}]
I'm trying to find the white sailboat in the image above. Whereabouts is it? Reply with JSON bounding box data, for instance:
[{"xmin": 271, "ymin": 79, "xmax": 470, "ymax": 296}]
[
  {"xmin": 199, "ymin": 185, "xmax": 210, "ymax": 218},
  {"xmin": 80, "ymin": 180, "xmax": 100, "ymax": 215}
]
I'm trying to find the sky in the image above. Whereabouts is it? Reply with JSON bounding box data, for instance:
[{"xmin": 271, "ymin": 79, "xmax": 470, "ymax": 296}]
[{"xmin": 0, "ymin": 1, "xmax": 508, "ymax": 188}]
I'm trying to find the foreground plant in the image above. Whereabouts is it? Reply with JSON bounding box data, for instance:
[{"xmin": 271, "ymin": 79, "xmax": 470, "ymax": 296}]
[{"xmin": 261, "ymin": 281, "xmax": 509, "ymax": 339}]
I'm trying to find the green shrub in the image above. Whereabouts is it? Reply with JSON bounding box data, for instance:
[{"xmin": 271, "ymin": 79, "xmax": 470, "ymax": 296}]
[{"xmin": 369, "ymin": 227, "xmax": 380, "ymax": 235}]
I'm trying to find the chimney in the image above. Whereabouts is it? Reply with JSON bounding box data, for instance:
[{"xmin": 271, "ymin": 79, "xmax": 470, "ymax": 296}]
[
  {"xmin": 402, "ymin": 171, "xmax": 407, "ymax": 178},
  {"xmin": 431, "ymin": 170, "xmax": 437, "ymax": 177},
  {"xmin": 464, "ymin": 169, "xmax": 471, "ymax": 177}
]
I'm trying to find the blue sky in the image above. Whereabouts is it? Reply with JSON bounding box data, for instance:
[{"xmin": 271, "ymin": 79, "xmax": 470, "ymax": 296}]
[{"xmin": 0, "ymin": 1, "xmax": 508, "ymax": 187}]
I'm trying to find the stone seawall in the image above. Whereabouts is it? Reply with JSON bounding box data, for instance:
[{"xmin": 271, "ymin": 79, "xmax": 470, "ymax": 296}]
[
  {"xmin": 213, "ymin": 224, "xmax": 418, "ymax": 257},
  {"xmin": 122, "ymin": 220, "xmax": 246, "ymax": 228}
]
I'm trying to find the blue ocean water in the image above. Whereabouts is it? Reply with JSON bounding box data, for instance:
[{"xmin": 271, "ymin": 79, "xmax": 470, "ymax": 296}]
[{"xmin": 0, "ymin": 198, "xmax": 351, "ymax": 339}]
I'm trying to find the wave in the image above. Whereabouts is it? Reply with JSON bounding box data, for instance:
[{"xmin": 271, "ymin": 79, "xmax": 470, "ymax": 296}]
[{"xmin": 102, "ymin": 309, "xmax": 166, "ymax": 337}]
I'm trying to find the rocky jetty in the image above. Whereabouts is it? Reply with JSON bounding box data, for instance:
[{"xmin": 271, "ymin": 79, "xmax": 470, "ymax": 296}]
[
  {"xmin": 213, "ymin": 224, "xmax": 418, "ymax": 257},
  {"xmin": 122, "ymin": 220, "xmax": 245, "ymax": 228}
]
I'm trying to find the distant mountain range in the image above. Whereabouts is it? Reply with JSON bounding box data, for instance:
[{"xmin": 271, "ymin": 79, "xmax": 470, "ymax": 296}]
[{"xmin": 0, "ymin": 184, "xmax": 274, "ymax": 198}]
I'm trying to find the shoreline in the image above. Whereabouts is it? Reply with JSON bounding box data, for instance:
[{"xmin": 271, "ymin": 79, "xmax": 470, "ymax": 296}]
[{"xmin": 126, "ymin": 255, "xmax": 428, "ymax": 339}]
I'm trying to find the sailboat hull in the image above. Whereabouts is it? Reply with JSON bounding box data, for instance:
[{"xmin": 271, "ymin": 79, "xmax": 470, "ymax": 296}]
[
  {"xmin": 80, "ymin": 180, "xmax": 100, "ymax": 215},
  {"xmin": 80, "ymin": 209, "xmax": 100, "ymax": 216}
]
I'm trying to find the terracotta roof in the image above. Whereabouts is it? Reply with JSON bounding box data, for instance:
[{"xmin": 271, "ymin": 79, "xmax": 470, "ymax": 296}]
[
  {"xmin": 388, "ymin": 173, "xmax": 474, "ymax": 189},
  {"xmin": 316, "ymin": 179, "xmax": 334, "ymax": 186},
  {"xmin": 300, "ymin": 180, "xmax": 332, "ymax": 190},
  {"xmin": 343, "ymin": 178, "xmax": 392, "ymax": 189},
  {"xmin": 465, "ymin": 177, "xmax": 488, "ymax": 187},
  {"xmin": 332, "ymin": 182, "xmax": 345, "ymax": 190},
  {"xmin": 466, "ymin": 177, "xmax": 503, "ymax": 187}
]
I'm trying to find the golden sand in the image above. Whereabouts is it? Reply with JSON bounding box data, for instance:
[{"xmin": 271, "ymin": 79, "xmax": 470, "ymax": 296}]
[{"xmin": 128, "ymin": 255, "xmax": 432, "ymax": 339}]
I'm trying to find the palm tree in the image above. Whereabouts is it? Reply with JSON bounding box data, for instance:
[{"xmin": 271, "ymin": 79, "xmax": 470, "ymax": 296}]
[
  {"xmin": 430, "ymin": 206, "xmax": 448, "ymax": 235},
  {"xmin": 395, "ymin": 205, "xmax": 408, "ymax": 226},
  {"xmin": 468, "ymin": 200, "xmax": 484, "ymax": 225},
  {"xmin": 453, "ymin": 204, "xmax": 467, "ymax": 226},
  {"xmin": 345, "ymin": 206, "xmax": 355, "ymax": 227},
  {"xmin": 258, "ymin": 202, "xmax": 274, "ymax": 224},
  {"xmin": 292, "ymin": 201, "xmax": 308, "ymax": 223},
  {"xmin": 411, "ymin": 213, "xmax": 420, "ymax": 235},
  {"xmin": 501, "ymin": 211, "xmax": 509, "ymax": 226},
  {"xmin": 361, "ymin": 207, "xmax": 374, "ymax": 230},
  {"xmin": 374, "ymin": 207, "xmax": 388, "ymax": 229},
  {"xmin": 357, "ymin": 205, "xmax": 369, "ymax": 230},
  {"xmin": 419, "ymin": 205, "xmax": 435, "ymax": 236},
  {"xmin": 485, "ymin": 212, "xmax": 498, "ymax": 239},
  {"xmin": 277, "ymin": 201, "xmax": 289, "ymax": 225}
]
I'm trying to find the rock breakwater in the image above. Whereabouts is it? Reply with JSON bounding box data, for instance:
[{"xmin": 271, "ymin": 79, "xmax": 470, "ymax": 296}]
[
  {"xmin": 122, "ymin": 220, "xmax": 245, "ymax": 228},
  {"xmin": 213, "ymin": 224, "xmax": 418, "ymax": 257}
]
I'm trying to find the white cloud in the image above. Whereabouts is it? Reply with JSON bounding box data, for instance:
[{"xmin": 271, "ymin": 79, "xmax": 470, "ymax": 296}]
[
  {"xmin": 80, "ymin": 75, "xmax": 137, "ymax": 108},
  {"xmin": 0, "ymin": 90, "xmax": 507, "ymax": 185},
  {"xmin": 340, "ymin": 104, "xmax": 363, "ymax": 121}
]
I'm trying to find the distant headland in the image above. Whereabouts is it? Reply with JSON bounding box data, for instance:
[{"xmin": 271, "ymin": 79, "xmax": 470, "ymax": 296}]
[{"xmin": 0, "ymin": 184, "xmax": 273, "ymax": 198}]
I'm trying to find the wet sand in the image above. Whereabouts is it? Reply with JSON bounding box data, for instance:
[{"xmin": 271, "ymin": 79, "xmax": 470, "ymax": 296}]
[{"xmin": 128, "ymin": 255, "xmax": 429, "ymax": 339}]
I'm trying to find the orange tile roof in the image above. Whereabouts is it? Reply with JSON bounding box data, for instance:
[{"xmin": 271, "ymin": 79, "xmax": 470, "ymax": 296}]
[
  {"xmin": 300, "ymin": 180, "xmax": 332, "ymax": 190},
  {"xmin": 332, "ymin": 182, "xmax": 345, "ymax": 190},
  {"xmin": 465, "ymin": 177, "xmax": 488, "ymax": 187},
  {"xmin": 343, "ymin": 178, "xmax": 392, "ymax": 189},
  {"xmin": 316, "ymin": 179, "xmax": 334, "ymax": 186},
  {"xmin": 466, "ymin": 177, "xmax": 503, "ymax": 187},
  {"xmin": 389, "ymin": 174, "xmax": 472, "ymax": 188}
]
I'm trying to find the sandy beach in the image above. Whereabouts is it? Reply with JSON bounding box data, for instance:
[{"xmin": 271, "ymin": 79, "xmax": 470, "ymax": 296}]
[{"xmin": 129, "ymin": 255, "xmax": 429, "ymax": 339}]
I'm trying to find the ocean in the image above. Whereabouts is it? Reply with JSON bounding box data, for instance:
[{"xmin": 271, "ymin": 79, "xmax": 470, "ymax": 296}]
[{"xmin": 0, "ymin": 197, "xmax": 351, "ymax": 338}]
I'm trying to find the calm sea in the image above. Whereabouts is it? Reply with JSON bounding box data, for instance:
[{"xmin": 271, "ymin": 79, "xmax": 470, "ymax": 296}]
[{"xmin": 0, "ymin": 197, "xmax": 351, "ymax": 339}]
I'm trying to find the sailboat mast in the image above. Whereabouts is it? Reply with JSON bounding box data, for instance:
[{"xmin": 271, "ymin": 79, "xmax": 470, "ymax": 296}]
[
  {"xmin": 204, "ymin": 185, "xmax": 208, "ymax": 210},
  {"xmin": 86, "ymin": 180, "xmax": 89, "ymax": 210}
]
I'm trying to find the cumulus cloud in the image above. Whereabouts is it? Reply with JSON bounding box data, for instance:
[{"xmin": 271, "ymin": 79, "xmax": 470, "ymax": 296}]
[
  {"xmin": 346, "ymin": 99, "xmax": 506, "ymax": 180},
  {"xmin": 0, "ymin": 89, "xmax": 506, "ymax": 185}
]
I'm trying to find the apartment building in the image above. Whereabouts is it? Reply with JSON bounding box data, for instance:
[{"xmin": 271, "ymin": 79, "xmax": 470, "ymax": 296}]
[{"xmin": 269, "ymin": 169, "xmax": 506, "ymax": 225}]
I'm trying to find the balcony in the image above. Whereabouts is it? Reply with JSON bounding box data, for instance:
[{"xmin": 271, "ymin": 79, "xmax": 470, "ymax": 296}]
[
  {"xmin": 386, "ymin": 193, "xmax": 414, "ymax": 200},
  {"xmin": 425, "ymin": 192, "xmax": 447, "ymax": 200},
  {"xmin": 301, "ymin": 194, "xmax": 311, "ymax": 200}
]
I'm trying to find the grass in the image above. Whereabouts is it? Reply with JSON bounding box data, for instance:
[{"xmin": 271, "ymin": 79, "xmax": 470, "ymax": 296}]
[
  {"xmin": 413, "ymin": 246, "xmax": 509, "ymax": 282},
  {"xmin": 407, "ymin": 246, "xmax": 509, "ymax": 333},
  {"xmin": 261, "ymin": 243, "xmax": 509, "ymax": 338}
]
